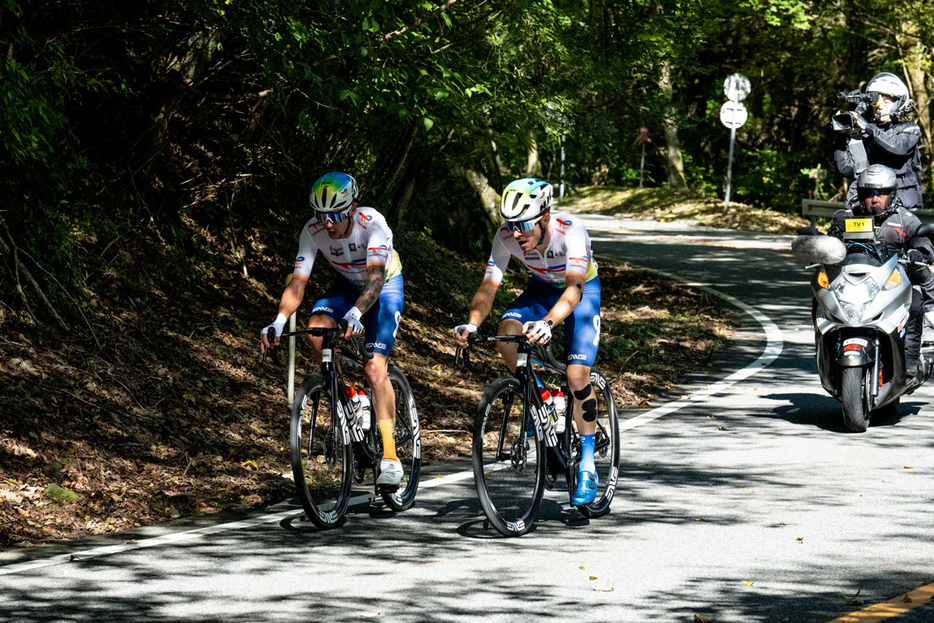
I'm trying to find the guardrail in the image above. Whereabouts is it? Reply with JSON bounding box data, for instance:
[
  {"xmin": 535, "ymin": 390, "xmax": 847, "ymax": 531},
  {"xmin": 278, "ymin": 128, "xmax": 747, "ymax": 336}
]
[{"xmin": 802, "ymin": 199, "xmax": 934, "ymax": 225}]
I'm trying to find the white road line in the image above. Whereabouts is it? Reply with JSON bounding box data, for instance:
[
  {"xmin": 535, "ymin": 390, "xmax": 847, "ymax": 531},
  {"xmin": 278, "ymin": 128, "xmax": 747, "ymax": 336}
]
[
  {"xmin": 617, "ymin": 266, "xmax": 783, "ymax": 432},
  {"xmin": 0, "ymin": 265, "xmax": 782, "ymax": 577}
]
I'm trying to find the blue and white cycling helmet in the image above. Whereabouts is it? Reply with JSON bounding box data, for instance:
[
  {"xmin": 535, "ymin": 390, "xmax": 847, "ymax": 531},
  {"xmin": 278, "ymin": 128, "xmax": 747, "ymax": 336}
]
[
  {"xmin": 500, "ymin": 178, "xmax": 554, "ymax": 228},
  {"xmin": 309, "ymin": 172, "xmax": 358, "ymax": 213}
]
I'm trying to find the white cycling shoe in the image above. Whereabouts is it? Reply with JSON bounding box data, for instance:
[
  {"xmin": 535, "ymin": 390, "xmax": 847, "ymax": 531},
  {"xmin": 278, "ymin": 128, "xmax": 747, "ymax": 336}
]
[{"xmin": 376, "ymin": 458, "xmax": 403, "ymax": 487}]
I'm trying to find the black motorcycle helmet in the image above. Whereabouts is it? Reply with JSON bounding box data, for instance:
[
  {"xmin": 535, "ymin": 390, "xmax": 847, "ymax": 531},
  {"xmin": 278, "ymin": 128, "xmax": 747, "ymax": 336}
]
[{"xmin": 855, "ymin": 164, "xmax": 898, "ymax": 217}]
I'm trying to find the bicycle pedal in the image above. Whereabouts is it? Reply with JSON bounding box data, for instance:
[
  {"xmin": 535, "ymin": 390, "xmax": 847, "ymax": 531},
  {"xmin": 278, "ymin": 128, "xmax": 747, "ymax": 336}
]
[{"xmin": 376, "ymin": 483, "xmax": 400, "ymax": 493}]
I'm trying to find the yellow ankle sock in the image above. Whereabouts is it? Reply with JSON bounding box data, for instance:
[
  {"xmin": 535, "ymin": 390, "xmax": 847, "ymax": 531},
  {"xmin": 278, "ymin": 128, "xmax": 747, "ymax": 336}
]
[{"xmin": 378, "ymin": 419, "xmax": 397, "ymax": 461}]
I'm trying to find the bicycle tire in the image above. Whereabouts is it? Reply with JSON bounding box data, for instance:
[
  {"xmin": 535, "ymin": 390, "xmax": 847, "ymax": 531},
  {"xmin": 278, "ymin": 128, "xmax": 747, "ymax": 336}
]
[
  {"xmin": 379, "ymin": 365, "xmax": 422, "ymax": 511},
  {"xmin": 567, "ymin": 369, "xmax": 620, "ymax": 519},
  {"xmin": 290, "ymin": 374, "xmax": 353, "ymax": 529},
  {"xmin": 473, "ymin": 376, "xmax": 546, "ymax": 537}
]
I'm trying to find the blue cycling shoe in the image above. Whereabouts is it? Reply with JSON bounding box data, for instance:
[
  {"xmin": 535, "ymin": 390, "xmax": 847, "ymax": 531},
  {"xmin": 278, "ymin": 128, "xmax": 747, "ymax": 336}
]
[{"xmin": 571, "ymin": 470, "xmax": 598, "ymax": 506}]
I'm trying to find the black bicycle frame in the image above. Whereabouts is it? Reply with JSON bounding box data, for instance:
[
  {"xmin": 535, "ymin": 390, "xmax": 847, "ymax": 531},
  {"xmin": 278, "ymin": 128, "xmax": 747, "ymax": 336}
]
[{"xmin": 282, "ymin": 327, "xmax": 379, "ymax": 465}]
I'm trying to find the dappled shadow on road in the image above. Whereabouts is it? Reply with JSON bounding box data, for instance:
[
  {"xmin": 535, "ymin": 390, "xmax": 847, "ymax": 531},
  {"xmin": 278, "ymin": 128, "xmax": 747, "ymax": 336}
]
[{"xmin": 638, "ymin": 568, "xmax": 934, "ymax": 623}]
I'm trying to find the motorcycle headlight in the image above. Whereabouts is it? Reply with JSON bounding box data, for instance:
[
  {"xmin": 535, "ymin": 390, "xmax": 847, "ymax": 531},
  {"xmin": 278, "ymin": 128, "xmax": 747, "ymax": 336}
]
[
  {"xmin": 838, "ymin": 300, "xmax": 868, "ymax": 323},
  {"xmin": 883, "ymin": 269, "xmax": 902, "ymax": 290}
]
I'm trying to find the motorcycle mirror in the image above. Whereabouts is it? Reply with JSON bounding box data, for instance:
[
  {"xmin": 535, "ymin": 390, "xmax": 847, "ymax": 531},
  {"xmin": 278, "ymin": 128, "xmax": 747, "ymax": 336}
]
[{"xmin": 792, "ymin": 235, "xmax": 846, "ymax": 265}]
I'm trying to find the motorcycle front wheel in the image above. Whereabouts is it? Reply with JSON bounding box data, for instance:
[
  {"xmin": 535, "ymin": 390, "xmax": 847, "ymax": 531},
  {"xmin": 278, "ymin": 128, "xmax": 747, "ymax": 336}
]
[{"xmin": 841, "ymin": 366, "xmax": 871, "ymax": 433}]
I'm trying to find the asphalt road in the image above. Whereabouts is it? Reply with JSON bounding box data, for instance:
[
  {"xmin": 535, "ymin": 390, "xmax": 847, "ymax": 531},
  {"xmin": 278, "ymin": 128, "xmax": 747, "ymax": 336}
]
[{"xmin": 2, "ymin": 215, "xmax": 934, "ymax": 623}]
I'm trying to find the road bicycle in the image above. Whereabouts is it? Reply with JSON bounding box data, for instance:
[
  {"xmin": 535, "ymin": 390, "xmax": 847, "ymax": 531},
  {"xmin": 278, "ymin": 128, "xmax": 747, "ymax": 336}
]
[
  {"xmin": 455, "ymin": 334, "xmax": 619, "ymax": 537},
  {"xmin": 264, "ymin": 325, "xmax": 421, "ymax": 529}
]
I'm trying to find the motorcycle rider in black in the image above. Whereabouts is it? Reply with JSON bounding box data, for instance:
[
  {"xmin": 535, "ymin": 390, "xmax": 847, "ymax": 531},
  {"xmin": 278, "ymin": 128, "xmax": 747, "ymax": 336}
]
[
  {"xmin": 834, "ymin": 72, "xmax": 923, "ymax": 209},
  {"xmin": 828, "ymin": 165, "xmax": 934, "ymax": 381}
]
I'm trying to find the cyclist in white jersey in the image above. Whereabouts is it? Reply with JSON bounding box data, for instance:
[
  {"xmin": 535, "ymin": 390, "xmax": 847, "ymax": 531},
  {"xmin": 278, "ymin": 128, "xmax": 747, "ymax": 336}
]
[
  {"xmin": 452, "ymin": 178, "xmax": 603, "ymax": 505},
  {"xmin": 260, "ymin": 172, "xmax": 405, "ymax": 486}
]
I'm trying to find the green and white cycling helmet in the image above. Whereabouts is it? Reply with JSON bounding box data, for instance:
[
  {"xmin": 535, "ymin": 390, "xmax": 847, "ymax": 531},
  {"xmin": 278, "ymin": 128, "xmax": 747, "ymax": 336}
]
[
  {"xmin": 500, "ymin": 178, "xmax": 554, "ymax": 232},
  {"xmin": 310, "ymin": 172, "xmax": 358, "ymax": 222},
  {"xmin": 866, "ymin": 72, "xmax": 914, "ymax": 120}
]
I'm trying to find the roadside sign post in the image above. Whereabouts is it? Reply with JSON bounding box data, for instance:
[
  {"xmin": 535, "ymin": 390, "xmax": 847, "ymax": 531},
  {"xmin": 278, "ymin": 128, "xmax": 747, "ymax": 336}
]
[
  {"xmin": 284, "ymin": 273, "xmax": 297, "ymax": 408},
  {"xmin": 559, "ymin": 134, "xmax": 566, "ymax": 200},
  {"xmin": 636, "ymin": 127, "xmax": 649, "ymax": 188},
  {"xmin": 721, "ymin": 74, "xmax": 750, "ymax": 212}
]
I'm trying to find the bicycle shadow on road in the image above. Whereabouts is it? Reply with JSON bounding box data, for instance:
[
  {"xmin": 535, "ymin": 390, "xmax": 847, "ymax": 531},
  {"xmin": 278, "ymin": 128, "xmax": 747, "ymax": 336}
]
[{"xmin": 452, "ymin": 498, "xmax": 591, "ymax": 540}]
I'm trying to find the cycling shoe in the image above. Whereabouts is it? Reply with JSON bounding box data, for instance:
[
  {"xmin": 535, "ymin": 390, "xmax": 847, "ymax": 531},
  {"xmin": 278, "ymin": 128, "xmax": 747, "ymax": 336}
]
[
  {"xmin": 571, "ymin": 470, "xmax": 598, "ymax": 506},
  {"xmin": 376, "ymin": 458, "xmax": 403, "ymax": 488}
]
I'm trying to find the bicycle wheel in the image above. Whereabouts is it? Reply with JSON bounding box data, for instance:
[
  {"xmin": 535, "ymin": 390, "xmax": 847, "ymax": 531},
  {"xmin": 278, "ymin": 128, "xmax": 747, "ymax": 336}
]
[
  {"xmin": 291, "ymin": 374, "xmax": 352, "ymax": 529},
  {"xmin": 566, "ymin": 369, "xmax": 620, "ymax": 519},
  {"xmin": 473, "ymin": 376, "xmax": 546, "ymax": 537},
  {"xmin": 379, "ymin": 365, "xmax": 422, "ymax": 511}
]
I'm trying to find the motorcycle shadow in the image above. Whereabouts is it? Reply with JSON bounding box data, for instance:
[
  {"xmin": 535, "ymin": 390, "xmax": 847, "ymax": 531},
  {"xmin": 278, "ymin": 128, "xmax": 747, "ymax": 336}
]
[{"xmin": 768, "ymin": 392, "xmax": 923, "ymax": 432}]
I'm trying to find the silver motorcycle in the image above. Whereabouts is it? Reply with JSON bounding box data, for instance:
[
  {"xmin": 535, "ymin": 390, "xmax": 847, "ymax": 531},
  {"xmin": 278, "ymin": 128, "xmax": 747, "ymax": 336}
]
[{"xmin": 793, "ymin": 223, "xmax": 934, "ymax": 432}]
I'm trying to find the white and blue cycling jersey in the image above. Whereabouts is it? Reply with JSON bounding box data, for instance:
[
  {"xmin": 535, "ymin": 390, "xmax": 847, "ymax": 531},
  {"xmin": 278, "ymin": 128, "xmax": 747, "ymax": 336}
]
[
  {"xmin": 291, "ymin": 206, "xmax": 403, "ymax": 356},
  {"xmin": 483, "ymin": 212, "xmax": 601, "ymax": 367}
]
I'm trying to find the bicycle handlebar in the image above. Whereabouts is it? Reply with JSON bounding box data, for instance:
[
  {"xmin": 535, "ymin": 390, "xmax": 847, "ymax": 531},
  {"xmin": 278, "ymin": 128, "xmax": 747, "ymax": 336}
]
[
  {"xmin": 261, "ymin": 321, "xmax": 373, "ymax": 365},
  {"xmin": 453, "ymin": 334, "xmax": 563, "ymax": 372}
]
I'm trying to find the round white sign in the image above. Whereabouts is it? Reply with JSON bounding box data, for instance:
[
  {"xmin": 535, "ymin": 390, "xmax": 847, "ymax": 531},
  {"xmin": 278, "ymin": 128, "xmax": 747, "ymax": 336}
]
[
  {"xmin": 720, "ymin": 101, "xmax": 748, "ymax": 129},
  {"xmin": 724, "ymin": 73, "xmax": 751, "ymax": 102}
]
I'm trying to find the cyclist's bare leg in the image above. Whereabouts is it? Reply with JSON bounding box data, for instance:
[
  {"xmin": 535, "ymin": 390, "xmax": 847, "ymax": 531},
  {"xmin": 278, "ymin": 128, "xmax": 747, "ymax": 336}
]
[
  {"xmin": 494, "ymin": 318, "xmax": 524, "ymax": 372},
  {"xmin": 364, "ymin": 354, "xmax": 395, "ymax": 423},
  {"xmin": 365, "ymin": 353, "xmax": 398, "ymax": 461},
  {"xmin": 305, "ymin": 314, "xmax": 338, "ymax": 364},
  {"xmin": 567, "ymin": 364, "xmax": 596, "ymax": 436}
]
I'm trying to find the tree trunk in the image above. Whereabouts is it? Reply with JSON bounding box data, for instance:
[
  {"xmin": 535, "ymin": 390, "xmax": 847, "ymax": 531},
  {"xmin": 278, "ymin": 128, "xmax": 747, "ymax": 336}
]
[
  {"xmin": 456, "ymin": 165, "xmax": 500, "ymax": 224},
  {"xmin": 659, "ymin": 61, "xmax": 687, "ymax": 190},
  {"xmin": 525, "ymin": 133, "xmax": 543, "ymax": 178},
  {"xmin": 381, "ymin": 122, "xmax": 418, "ymax": 192},
  {"xmin": 897, "ymin": 29, "xmax": 932, "ymax": 188}
]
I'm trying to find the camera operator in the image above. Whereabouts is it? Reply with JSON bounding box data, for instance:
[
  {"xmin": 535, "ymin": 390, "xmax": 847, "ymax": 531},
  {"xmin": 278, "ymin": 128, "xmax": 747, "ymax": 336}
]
[{"xmin": 833, "ymin": 73, "xmax": 923, "ymax": 209}]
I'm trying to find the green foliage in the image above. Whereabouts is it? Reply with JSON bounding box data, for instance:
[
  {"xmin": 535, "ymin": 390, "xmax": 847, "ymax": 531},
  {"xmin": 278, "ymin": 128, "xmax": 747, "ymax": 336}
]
[{"xmin": 2, "ymin": 0, "xmax": 934, "ymax": 328}]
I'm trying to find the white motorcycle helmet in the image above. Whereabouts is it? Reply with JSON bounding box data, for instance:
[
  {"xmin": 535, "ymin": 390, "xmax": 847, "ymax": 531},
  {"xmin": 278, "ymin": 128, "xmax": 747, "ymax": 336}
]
[
  {"xmin": 866, "ymin": 72, "xmax": 915, "ymax": 121},
  {"xmin": 500, "ymin": 178, "xmax": 554, "ymax": 228}
]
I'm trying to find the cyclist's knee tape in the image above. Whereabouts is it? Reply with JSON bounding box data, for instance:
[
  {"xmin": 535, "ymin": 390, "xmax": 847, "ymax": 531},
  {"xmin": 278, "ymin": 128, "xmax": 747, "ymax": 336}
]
[
  {"xmin": 581, "ymin": 399, "xmax": 597, "ymax": 422},
  {"xmin": 573, "ymin": 385, "xmax": 598, "ymax": 422}
]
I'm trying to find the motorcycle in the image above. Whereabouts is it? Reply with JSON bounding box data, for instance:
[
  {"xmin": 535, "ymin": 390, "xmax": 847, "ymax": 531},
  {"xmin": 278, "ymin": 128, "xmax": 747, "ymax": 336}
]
[{"xmin": 792, "ymin": 221, "xmax": 934, "ymax": 432}]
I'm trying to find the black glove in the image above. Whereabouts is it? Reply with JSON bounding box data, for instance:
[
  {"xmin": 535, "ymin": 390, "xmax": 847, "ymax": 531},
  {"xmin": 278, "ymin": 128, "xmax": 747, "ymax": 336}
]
[{"xmin": 907, "ymin": 249, "xmax": 927, "ymax": 264}]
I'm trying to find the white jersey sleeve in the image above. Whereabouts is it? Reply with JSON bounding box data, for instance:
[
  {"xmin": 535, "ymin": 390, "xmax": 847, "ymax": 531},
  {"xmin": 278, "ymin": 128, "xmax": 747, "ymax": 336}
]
[
  {"xmin": 563, "ymin": 220, "xmax": 590, "ymax": 279},
  {"xmin": 365, "ymin": 212, "xmax": 393, "ymax": 269},
  {"xmin": 482, "ymin": 229, "xmax": 512, "ymax": 288},
  {"xmin": 292, "ymin": 222, "xmax": 318, "ymax": 282}
]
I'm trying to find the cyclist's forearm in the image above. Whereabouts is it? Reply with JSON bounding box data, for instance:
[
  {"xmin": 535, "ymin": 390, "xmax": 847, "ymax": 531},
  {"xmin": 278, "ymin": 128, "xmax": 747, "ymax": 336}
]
[
  {"xmin": 354, "ymin": 265, "xmax": 386, "ymax": 314},
  {"xmin": 543, "ymin": 277, "xmax": 584, "ymax": 325},
  {"xmin": 277, "ymin": 278, "xmax": 306, "ymax": 318},
  {"xmin": 468, "ymin": 283, "xmax": 498, "ymax": 326}
]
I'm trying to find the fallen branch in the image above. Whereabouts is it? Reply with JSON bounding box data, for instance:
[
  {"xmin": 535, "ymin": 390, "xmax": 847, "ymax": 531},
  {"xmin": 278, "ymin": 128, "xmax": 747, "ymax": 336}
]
[
  {"xmin": 0, "ymin": 219, "xmax": 68, "ymax": 332},
  {"xmin": 16, "ymin": 247, "xmax": 101, "ymax": 349}
]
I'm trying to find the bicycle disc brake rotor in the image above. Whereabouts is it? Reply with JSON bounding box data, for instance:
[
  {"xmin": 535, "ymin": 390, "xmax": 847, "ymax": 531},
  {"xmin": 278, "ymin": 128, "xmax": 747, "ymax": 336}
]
[
  {"xmin": 510, "ymin": 436, "xmax": 529, "ymax": 473},
  {"xmin": 597, "ymin": 429, "xmax": 609, "ymax": 458}
]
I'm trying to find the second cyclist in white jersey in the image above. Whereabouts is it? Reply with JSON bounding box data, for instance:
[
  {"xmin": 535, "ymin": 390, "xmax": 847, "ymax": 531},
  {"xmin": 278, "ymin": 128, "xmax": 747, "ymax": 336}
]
[{"xmin": 452, "ymin": 178, "xmax": 602, "ymax": 505}]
